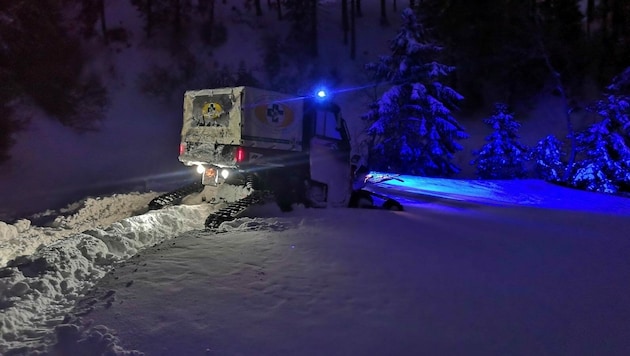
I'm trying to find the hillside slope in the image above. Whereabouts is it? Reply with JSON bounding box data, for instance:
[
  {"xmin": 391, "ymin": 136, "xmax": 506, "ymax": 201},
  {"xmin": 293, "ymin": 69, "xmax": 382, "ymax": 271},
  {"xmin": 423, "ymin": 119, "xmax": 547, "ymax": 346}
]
[{"xmin": 0, "ymin": 1, "xmax": 589, "ymax": 220}]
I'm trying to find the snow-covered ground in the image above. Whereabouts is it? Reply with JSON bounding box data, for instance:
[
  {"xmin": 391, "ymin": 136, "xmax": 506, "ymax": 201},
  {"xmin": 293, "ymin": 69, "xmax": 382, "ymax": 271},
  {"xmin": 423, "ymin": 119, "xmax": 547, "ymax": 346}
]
[
  {"xmin": 1, "ymin": 1, "xmax": 628, "ymax": 354},
  {"xmin": 0, "ymin": 0, "xmax": 586, "ymax": 223},
  {"xmin": 1, "ymin": 176, "xmax": 629, "ymax": 355},
  {"xmin": 0, "ymin": 0, "xmax": 401, "ymax": 222}
]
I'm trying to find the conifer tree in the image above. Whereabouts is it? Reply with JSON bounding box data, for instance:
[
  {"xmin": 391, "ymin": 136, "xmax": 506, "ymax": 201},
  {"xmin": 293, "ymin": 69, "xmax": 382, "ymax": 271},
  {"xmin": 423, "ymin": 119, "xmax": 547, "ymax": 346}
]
[
  {"xmin": 1, "ymin": 0, "xmax": 108, "ymax": 129},
  {"xmin": 131, "ymin": 0, "xmax": 192, "ymax": 39},
  {"xmin": 607, "ymin": 66, "xmax": 630, "ymax": 95},
  {"xmin": 471, "ymin": 103, "xmax": 529, "ymax": 179},
  {"xmin": 0, "ymin": 105, "xmax": 23, "ymax": 164},
  {"xmin": 569, "ymin": 94, "xmax": 630, "ymax": 193},
  {"xmin": 363, "ymin": 8, "xmax": 468, "ymax": 177},
  {"xmin": 76, "ymin": 0, "xmax": 108, "ymax": 42},
  {"xmin": 282, "ymin": 0, "xmax": 318, "ymax": 57},
  {"xmin": 0, "ymin": 0, "xmax": 109, "ymax": 162},
  {"xmin": 530, "ymin": 134, "xmax": 565, "ymax": 182},
  {"xmin": 417, "ymin": 0, "xmax": 587, "ymax": 108}
]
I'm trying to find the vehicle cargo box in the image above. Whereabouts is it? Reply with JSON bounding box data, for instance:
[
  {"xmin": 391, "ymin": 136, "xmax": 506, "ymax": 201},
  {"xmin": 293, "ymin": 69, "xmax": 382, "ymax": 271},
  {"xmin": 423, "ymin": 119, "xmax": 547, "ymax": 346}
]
[{"xmin": 179, "ymin": 86, "xmax": 304, "ymax": 165}]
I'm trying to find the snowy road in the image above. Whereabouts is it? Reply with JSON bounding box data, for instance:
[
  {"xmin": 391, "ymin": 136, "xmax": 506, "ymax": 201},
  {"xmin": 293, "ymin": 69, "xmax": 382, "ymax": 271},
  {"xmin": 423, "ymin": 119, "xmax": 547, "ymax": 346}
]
[{"xmin": 72, "ymin": 197, "xmax": 630, "ymax": 355}]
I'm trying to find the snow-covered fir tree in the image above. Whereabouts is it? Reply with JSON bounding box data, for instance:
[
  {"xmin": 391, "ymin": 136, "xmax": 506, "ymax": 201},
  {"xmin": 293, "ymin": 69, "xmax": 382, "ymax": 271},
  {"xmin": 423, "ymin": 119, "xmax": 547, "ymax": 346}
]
[
  {"xmin": 569, "ymin": 95, "xmax": 630, "ymax": 193},
  {"xmin": 470, "ymin": 103, "xmax": 528, "ymax": 179},
  {"xmin": 529, "ymin": 134, "xmax": 565, "ymax": 182},
  {"xmin": 607, "ymin": 66, "xmax": 630, "ymax": 95},
  {"xmin": 362, "ymin": 8, "xmax": 468, "ymax": 177}
]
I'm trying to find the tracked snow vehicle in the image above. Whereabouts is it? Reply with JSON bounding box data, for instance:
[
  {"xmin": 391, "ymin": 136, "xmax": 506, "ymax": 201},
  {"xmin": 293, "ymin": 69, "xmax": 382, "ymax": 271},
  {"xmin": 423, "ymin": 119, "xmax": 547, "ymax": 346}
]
[
  {"xmin": 150, "ymin": 86, "xmax": 401, "ymax": 228},
  {"xmin": 178, "ymin": 86, "xmax": 356, "ymax": 209}
]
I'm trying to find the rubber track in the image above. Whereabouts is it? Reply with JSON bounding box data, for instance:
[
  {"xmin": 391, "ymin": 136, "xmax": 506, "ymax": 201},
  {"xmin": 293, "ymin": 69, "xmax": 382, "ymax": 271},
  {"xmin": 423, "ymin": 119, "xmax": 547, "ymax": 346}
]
[
  {"xmin": 148, "ymin": 181, "xmax": 204, "ymax": 210},
  {"xmin": 204, "ymin": 191, "xmax": 265, "ymax": 229},
  {"xmin": 204, "ymin": 174, "xmax": 266, "ymax": 229}
]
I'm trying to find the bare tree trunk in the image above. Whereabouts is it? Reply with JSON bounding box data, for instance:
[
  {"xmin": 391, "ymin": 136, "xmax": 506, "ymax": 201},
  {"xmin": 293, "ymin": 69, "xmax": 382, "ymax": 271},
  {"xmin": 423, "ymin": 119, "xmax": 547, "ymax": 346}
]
[
  {"xmin": 208, "ymin": 0, "xmax": 215, "ymax": 22},
  {"xmin": 527, "ymin": 0, "xmax": 536, "ymax": 17},
  {"xmin": 540, "ymin": 41, "xmax": 577, "ymax": 181},
  {"xmin": 529, "ymin": 1, "xmax": 576, "ymax": 180},
  {"xmin": 342, "ymin": 0, "xmax": 348, "ymax": 45},
  {"xmin": 276, "ymin": 0, "xmax": 283, "ymax": 20},
  {"xmin": 311, "ymin": 0, "xmax": 317, "ymax": 56},
  {"xmin": 350, "ymin": 0, "xmax": 356, "ymax": 59},
  {"xmin": 146, "ymin": 0, "xmax": 153, "ymax": 38},
  {"xmin": 393, "ymin": 0, "xmax": 397, "ymax": 12},
  {"xmin": 601, "ymin": 0, "xmax": 610, "ymax": 38},
  {"xmin": 173, "ymin": 0, "xmax": 182, "ymax": 36},
  {"xmin": 380, "ymin": 0, "xmax": 388, "ymax": 26},
  {"xmin": 99, "ymin": 0, "xmax": 107, "ymax": 43},
  {"xmin": 356, "ymin": 0, "xmax": 363, "ymax": 18},
  {"xmin": 200, "ymin": 0, "xmax": 215, "ymax": 42},
  {"xmin": 586, "ymin": 0, "xmax": 595, "ymax": 36},
  {"xmin": 612, "ymin": 0, "xmax": 623, "ymax": 41},
  {"xmin": 255, "ymin": 0, "xmax": 262, "ymax": 16}
]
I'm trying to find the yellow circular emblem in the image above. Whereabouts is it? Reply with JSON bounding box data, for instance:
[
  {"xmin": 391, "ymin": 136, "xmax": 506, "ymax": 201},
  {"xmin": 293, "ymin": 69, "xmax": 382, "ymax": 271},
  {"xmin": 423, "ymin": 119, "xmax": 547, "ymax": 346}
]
[{"xmin": 202, "ymin": 102, "xmax": 224, "ymax": 120}]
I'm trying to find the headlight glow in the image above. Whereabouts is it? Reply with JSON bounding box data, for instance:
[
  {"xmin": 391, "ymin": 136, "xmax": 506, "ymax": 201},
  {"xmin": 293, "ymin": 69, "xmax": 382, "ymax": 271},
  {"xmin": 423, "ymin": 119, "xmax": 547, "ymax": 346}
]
[
  {"xmin": 196, "ymin": 165, "xmax": 205, "ymax": 174},
  {"xmin": 221, "ymin": 169, "xmax": 230, "ymax": 179}
]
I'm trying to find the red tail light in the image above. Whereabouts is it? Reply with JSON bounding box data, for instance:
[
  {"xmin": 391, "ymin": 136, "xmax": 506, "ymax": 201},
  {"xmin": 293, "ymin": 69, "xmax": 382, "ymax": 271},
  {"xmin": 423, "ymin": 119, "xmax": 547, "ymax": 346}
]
[
  {"xmin": 179, "ymin": 143, "xmax": 186, "ymax": 156},
  {"xmin": 235, "ymin": 147, "xmax": 246, "ymax": 162}
]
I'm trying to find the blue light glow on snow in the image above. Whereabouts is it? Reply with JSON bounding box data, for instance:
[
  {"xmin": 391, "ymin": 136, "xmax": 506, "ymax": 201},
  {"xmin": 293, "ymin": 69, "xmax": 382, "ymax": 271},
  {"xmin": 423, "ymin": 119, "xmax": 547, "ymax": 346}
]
[{"xmin": 366, "ymin": 172, "xmax": 630, "ymax": 215}]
